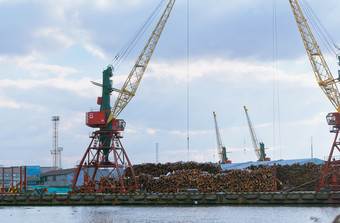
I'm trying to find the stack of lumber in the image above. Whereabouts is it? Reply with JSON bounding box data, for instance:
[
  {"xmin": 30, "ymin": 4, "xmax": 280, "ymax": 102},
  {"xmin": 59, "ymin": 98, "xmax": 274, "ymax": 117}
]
[
  {"xmin": 136, "ymin": 166, "xmax": 275, "ymax": 193},
  {"xmin": 130, "ymin": 161, "xmax": 218, "ymax": 177},
  {"xmin": 276, "ymin": 163, "xmax": 324, "ymax": 191},
  {"xmin": 75, "ymin": 162, "xmax": 331, "ymax": 193}
]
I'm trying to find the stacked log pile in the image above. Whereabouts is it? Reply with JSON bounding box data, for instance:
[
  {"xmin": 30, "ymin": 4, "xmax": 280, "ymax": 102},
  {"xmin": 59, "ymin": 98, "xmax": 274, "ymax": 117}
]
[
  {"xmin": 133, "ymin": 164, "xmax": 275, "ymax": 193},
  {"xmin": 75, "ymin": 162, "xmax": 330, "ymax": 193},
  {"xmin": 276, "ymin": 163, "xmax": 324, "ymax": 191},
  {"xmin": 130, "ymin": 161, "xmax": 218, "ymax": 177}
]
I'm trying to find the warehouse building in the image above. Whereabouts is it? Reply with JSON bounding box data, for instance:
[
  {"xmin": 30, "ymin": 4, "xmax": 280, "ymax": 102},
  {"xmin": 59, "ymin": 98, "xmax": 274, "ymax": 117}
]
[
  {"xmin": 40, "ymin": 167, "xmax": 122, "ymax": 187},
  {"xmin": 41, "ymin": 168, "xmax": 84, "ymax": 187}
]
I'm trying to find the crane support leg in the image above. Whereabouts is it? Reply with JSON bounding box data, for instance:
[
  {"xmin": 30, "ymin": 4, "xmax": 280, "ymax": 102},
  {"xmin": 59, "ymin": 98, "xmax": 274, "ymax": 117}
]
[
  {"xmin": 318, "ymin": 128, "xmax": 340, "ymax": 191},
  {"xmin": 71, "ymin": 130, "xmax": 138, "ymax": 193}
]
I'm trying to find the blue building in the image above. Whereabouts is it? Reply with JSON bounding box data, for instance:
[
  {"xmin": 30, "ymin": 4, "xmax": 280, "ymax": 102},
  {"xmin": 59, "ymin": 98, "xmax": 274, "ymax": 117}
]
[{"xmin": 41, "ymin": 168, "xmax": 84, "ymax": 187}]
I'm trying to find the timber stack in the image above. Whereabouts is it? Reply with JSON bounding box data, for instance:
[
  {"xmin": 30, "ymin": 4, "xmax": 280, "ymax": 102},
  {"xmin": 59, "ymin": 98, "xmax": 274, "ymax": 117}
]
[
  {"xmin": 136, "ymin": 167, "xmax": 275, "ymax": 193},
  {"xmin": 74, "ymin": 162, "xmax": 333, "ymax": 193},
  {"xmin": 276, "ymin": 163, "xmax": 325, "ymax": 191}
]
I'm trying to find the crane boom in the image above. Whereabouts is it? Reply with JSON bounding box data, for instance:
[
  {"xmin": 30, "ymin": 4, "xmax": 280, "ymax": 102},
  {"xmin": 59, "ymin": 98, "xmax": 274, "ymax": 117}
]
[
  {"xmin": 243, "ymin": 106, "xmax": 267, "ymax": 161},
  {"xmin": 213, "ymin": 112, "xmax": 228, "ymax": 164},
  {"xmin": 289, "ymin": 0, "xmax": 340, "ymax": 113},
  {"xmin": 289, "ymin": 0, "xmax": 340, "ymax": 191},
  {"xmin": 107, "ymin": 0, "xmax": 176, "ymax": 123}
]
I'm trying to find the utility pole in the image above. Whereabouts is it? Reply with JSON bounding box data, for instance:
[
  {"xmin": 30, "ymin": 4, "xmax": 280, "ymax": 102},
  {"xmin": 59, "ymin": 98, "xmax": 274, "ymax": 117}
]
[
  {"xmin": 311, "ymin": 136, "xmax": 313, "ymax": 159},
  {"xmin": 58, "ymin": 147, "xmax": 63, "ymax": 169},
  {"xmin": 156, "ymin": 143, "xmax": 159, "ymax": 164},
  {"xmin": 51, "ymin": 116, "xmax": 61, "ymax": 170}
]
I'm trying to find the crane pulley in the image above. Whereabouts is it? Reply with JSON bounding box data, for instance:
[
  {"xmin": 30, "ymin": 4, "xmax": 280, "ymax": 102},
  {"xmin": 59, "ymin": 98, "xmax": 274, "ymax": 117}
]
[{"xmin": 243, "ymin": 106, "xmax": 269, "ymax": 162}]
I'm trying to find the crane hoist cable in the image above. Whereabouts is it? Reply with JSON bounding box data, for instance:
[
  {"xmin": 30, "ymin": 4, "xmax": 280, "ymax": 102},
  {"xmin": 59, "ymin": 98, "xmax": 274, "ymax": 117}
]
[
  {"xmin": 289, "ymin": 0, "xmax": 340, "ymax": 114},
  {"xmin": 111, "ymin": 0, "xmax": 168, "ymax": 71},
  {"xmin": 107, "ymin": 0, "xmax": 176, "ymax": 123},
  {"xmin": 298, "ymin": 0, "xmax": 340, "ymax": 61},
  {"xmin": 289, "ymin": 0, "xmax": 340, "ymax": 192}
]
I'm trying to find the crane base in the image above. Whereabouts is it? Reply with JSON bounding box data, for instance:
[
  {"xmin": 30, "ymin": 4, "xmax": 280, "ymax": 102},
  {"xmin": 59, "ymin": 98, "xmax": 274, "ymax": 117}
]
[
  {"xmin": 318, "ymin": 127, "xmax": 340, "ymax": 191},
  {"xmin": 71, "ymin": 130, "xmax": 138, "ymax": 193}
]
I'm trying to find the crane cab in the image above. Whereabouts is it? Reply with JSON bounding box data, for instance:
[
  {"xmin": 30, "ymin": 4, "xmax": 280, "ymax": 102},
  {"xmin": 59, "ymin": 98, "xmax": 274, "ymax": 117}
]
[
  {"xmin": 86, "ymin": 111, "xmax": 126, "ymax": 131},
  {"xmin": 111, "ymin": 119, "xmax": 126, "ymax": 131},
  {"xmin": 326, "ymin": 112, "xmax": 340, "ymax": 126},
  {"xmin": 86, "ymin": 111, "xmax": 106, "ymax": 128}
]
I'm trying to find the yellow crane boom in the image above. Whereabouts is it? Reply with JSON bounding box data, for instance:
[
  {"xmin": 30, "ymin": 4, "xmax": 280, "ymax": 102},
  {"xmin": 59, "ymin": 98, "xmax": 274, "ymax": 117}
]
[
  {"xmin": 213, "ymin": 112, "xmax": 228, "ymax": 164},
  {"xmin": 289, "ymin": 0, "xmax": 340, "ymax": 191},
  {"xmin": 107, "ymin": 0, "xmax": 176, "ymax": 123},
  {"xmin": 289, "ymin": 0, "xmax": 340, "ymax": 113},
  {"xmin": 243, "ymin": 106, "xmax": 267, "ymax": 161}
]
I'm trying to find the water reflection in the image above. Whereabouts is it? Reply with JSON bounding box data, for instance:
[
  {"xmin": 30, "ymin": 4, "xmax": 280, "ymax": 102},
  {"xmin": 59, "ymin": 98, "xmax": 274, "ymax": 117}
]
[{"xmin": 1, "ymin": 206, "xmax": 339, "ymax": 223}]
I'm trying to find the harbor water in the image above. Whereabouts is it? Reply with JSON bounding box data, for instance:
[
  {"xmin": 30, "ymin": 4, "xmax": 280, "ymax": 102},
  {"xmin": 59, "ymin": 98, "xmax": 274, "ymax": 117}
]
[{"xmin": 0, "ymin": 205, "xmax": 339, "ymax": 223}]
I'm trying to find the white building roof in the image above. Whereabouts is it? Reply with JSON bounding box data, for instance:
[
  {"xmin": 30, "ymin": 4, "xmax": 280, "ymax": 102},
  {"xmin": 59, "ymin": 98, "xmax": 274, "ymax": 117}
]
[{"xmin": 220, "ymin": 158, "xmax": 324, "ymax": 171}]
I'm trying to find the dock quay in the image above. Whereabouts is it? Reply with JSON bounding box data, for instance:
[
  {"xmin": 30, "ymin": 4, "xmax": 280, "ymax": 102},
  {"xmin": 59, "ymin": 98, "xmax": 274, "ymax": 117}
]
[{"xmin": 1, "ymin": 191, "xmax": 340, "ymax": 206}]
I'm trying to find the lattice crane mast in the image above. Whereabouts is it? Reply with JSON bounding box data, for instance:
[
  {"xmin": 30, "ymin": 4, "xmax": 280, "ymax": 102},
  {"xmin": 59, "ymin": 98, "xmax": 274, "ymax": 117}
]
[
  {"xmin": 289, "ymin": 0, "xmax": 340, "ymax": 191},
  {"xmin": 243, "ymin": 106, "xmax": 269, "ymax": 161},
  {"xmin": 72, "ymin": 0, "xmax": 176, "ymax": 193},
  {"xmin": 213, "ymin": 112, "xmax": 230, "ymax": 164}
]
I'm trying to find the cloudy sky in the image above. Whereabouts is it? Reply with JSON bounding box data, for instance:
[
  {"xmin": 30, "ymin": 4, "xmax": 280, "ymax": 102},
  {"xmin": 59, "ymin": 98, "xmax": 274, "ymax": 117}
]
[{"xmin": 1, "ymin": 0, "xmax": 340, "ymax": 168}]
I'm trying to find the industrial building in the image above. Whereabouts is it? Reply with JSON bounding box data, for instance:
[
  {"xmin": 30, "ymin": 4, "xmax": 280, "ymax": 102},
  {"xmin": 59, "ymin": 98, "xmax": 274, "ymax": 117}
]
[
  {"xmin": 41, "ymin": 168, "xmax": 84, "ymax": 187},
  {"xmin": 40, "ymin": 168, "xmax": 122, "ymax": 188},
  {"xmin": 0, "ymin": 166, "xmax": 44, "ymax": 188}
]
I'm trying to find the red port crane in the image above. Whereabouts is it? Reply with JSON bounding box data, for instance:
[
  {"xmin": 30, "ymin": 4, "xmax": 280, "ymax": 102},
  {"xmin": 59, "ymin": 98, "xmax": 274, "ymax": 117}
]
[
  {"xmin": 71, "ymin": 0, "xmax": 176, "ymax": 193},
  {"xmin": 289, "ymin": 0, "xmax": 340, "ymax": 191}
]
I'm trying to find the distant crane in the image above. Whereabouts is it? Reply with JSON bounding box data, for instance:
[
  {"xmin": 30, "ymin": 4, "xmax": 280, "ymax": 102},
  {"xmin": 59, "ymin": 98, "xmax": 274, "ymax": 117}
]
[
  {"xmin": 213, "ymin": 112, "xmax": 230, "ymax": 164},
  {"xmin": 289, "ymin": 0, "xmax": 340, "ymax": 190},
  {"xmin": 243, "ymin": 106, "xmax": 270, "ymax": 161},
  {"xmin": 71, "ymin": 0, "xmax": 176, "ymax": 193}
]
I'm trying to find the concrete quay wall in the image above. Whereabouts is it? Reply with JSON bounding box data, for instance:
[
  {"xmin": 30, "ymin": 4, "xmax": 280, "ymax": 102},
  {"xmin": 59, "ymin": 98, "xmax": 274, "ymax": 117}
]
[{"xmin": 0, "ymin": 192, "xmax": 339, "ymax": 205}]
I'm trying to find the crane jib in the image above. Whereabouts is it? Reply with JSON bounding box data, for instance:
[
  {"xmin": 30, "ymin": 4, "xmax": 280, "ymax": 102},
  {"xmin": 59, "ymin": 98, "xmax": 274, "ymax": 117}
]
[
  {"xmin": 289, "ymin": 0, "xmax": 340, "ymax": 114},
  {"xmin": 108, "ymin": 0, "xmax": 176, "ymax": 124}
]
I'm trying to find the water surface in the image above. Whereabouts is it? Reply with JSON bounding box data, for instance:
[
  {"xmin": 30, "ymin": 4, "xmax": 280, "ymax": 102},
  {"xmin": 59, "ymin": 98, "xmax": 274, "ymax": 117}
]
[{"xmin": 0, "ymin": 205, "xmax": 339, "ymax": 223}]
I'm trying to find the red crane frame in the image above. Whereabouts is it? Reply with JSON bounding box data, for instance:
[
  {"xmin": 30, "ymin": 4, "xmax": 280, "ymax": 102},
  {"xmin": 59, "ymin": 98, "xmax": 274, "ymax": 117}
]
[{"xmin": 71, "ymin": 130, "xmax": 138, "ymax": 193}]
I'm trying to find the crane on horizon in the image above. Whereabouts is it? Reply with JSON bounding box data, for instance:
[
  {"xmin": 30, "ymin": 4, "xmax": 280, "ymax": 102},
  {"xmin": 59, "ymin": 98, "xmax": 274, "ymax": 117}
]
[
  {"xmin": 213, "ymin": 112, "xmax": 230, "ymax": 164},
  {"xmin": 243, "ymin": 106, "xmax": 270, "ymax": 162}
]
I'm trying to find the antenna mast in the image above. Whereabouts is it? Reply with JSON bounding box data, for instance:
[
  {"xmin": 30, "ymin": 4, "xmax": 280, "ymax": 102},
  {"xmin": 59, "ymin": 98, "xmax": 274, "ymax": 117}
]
[{"xmin": 51, "ymin": 116, "xmax": 60, "ymax": 170}]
